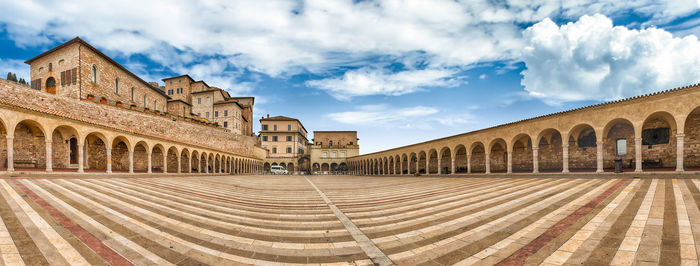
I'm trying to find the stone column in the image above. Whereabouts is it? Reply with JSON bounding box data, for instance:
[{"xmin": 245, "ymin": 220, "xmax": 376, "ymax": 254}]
[
  {"xmin": 506, "ymin": 151, "xmax": 512, "ymax": 174},
  {"xmin": 45, "ymin": 139, "xmax": 52, "ymax": 172},
  {"xmin": 106, "ymin": 148, "xmax": 112, "ymax": 174},
  {"xmin": 677, "ymin": 134, "xmax": 684, "ymax": 172},
  {"xmin": 562, "ymin": 144, "xmax": 569, "ymax": 173},
  {"xmin": 437, "ymin": 158, "xmax": 441, "ymax": 175},
  {"xmin": 635, "ymin": 138, "xmax": 642, "ymax": 172},
  {"xmin": 596, "ymin": 141, "xmax": 604, "ymax": 173},
  {"xmin": 399, "ymin": 160, "xmax": 403, "ymax": 175},
  {"xmin": 147, "ymin": 151, "xmax": 152, "ymax": 174},
  {"xmin": 467, "ymin": 154, "xmax": 471, "ymax": 174},
  {"xmin": 485, "ymin": 153, "xmax": 490, "ymax": 174},
  {"xmin": 163, "ymin": 153, "xmax": 167, "ymax": 174},
  {"xmin": 416, "ymin": 160, "xmax": 419, "ymax": 174},
  {"xmin": 77, "ymin": 142, "xmax": 84, "ymax": 173},
  {"xmin": 128, "ymin": 150, "xmax": 134, "ymax": 174},
  {"xmin": 6, "ymin": 136, "xmax": 14, "ymax": 172},
  {"xmin": 204, "ymin": 159, "xmax": 209, "ymax": 174},
  {"xmin": 425, "ymin": 159, "xmax": 430, "ymax": 175},
  {"xmin": 177, "ymin": 155, "xmax": 181, "ymax": 174},
  {"xmin": 532, "ymin": 147, "xmax": 539, "ymax": 174},
  {"xmin": 451, "ymin": 157, "xmax": 455, "ymax": 175}
]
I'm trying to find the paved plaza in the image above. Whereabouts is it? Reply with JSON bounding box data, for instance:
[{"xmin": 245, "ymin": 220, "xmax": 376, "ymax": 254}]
[{"xmin": 0, "ymin": 175, "xmax": 697, "ymax": 265}]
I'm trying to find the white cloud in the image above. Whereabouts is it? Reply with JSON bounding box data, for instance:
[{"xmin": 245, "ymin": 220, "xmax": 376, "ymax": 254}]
[
  {"xmin": 306, "ymin": 67, "xmax": 457, "ymax": 100},
  {"xmin": 328, "ymin": 104, "xmax": 437, "ymax": 128},
  {"xmin": 521, "ymin": 14, "xmax": 700, "ymax": 104},
  {"xmin": 479, "ymin": 74, "xmax": 487, "ymax": 79}
]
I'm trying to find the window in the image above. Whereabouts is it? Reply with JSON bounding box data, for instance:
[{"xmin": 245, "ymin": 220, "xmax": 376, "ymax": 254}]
[
  {"xmin": 215, "ymin": 111, "xmax": 219, "ymax": 118},
  {"xmin": 206, "ymin": 97, "xmax": 210, "ymax": 104},
  {"xmin": 616, "ymin": 138, "xmax": 627, "ymax": 156},
  {"xmin": 272, "ymin": 147, "xmax": 277, "ymax": 154},
  {"xmin": 286, "ymin": 136, "xmax": 292, "ymax": 141},
  {"xmin": 262, "ymin": 136, "xmax": 268, "ymax": 141},
  {"xmin": 286, "ymin": 147, "xmax": 292, "ymax": 153},
  {"xmin": 48, "ymin": 63, "xmax": 52, "ymax": 72},
  {"xmin": 143, "ymin": 95, "xmax": 147, "ymax": 107},
  {"xmin": 182, "ymin": 107, "xmax": 186, "ymax": 116},
  {"xmin": 323, "ymin": 152, "xmax": 328, "ymax": 158},
  {"xmin": 273, "ymin": 125, "xmax": 277, "ymax": 131},
  {"xmin": 224, "ymin": 122, "xmax": 228, "ymax": 128},
  {"xmin": 168, "ymin": 89, "xmax": 173, "ymax": 95},
  {"xmin": 115, "ymin": 78, "xmax": 119, "ymax": 94},
  {"xmin": 262, "ymin": 125, "xmax": 268, "ymax": 130},
  {"xmin": 332, "ymin": 152, "xmax": 337, "ymax": 158},
  {"xmin": 153, "ymin": 100, "xmax": 157, "ymax": 110},
  {"xmin": 198, "ymin": 98, "xmax": 201, "ymax": 104},
  {"xmin": 224, "ymin": 110, "xmax": 228, "ymax": 117},
  {"xmin": 349, "ymin": 141, "xmax": 353, "ymax": 145},
  {"xmin": 131, "ymin": 87, "xmax": 135, "ymax": 101},
  {"xmin": 288, "ymin": 124, "xmax": 291, "ymax": 131},
  {"xmin": 206, "ymin": 112, "xmax": 209, "ymax": 118},
  {"xmin": 340, "ymin": 152, "xmax": 346, "ymax": 157},
  {"xmin": 272, "ymin": 136, "xmax": 278, "ymax": 141},
  {"xmin": 176, "ymin": 88, "xmax": 182, "ymax": 94},
  {"xmin": 329, "ymin": 140, "xmax": 333, "ymax": 148},
  {"xmin": 92, "ymin": 65, "xmax": 97, "ymax": 83}
]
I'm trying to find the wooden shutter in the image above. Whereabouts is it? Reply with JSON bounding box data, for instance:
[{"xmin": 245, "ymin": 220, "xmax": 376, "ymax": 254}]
[
  {"xmin": 60, "ymin": 71, "xmax": 66, "ymax": 86},
  {"xmin": 72, "ymin": 68, "xmax": 77, "ymax": 84}
]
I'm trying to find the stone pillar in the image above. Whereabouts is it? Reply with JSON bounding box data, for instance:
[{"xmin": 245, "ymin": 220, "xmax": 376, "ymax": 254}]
[
  {"xmin": 147, "ymin": 151, "xmax": 152, "ymax": 174},
  {"xmin": 6, "ymin": 136, "xmax": 14, "ymax": 172},
  {"xmin": 128, "ymin": 150, "xmax": 134, "ymax": 174},
  {"xmin": 562, "ymin": 144, "xmax": 569, "ymax": 173},
  {"xmin": 163, "ymin": 153, "xmax": 167, "ymax": 174},
  {"xmin": 532, "ymin": 147, "xmax": 539, "ymax": 174},
  {"xmin": 467, "ymin": 154, "xmax": 471, "ymax": 174},
  {"xmin": 204, "ymin": 159, "xmax": 209, "ymax": 174},
  {"xmin": 437, "ymin": 158, "xmax": 441, "ymax": 175},
  {"xmin": 635, "ymin": 138, "xmax": 642, "ymax": 172},
  {"xmin": 77, "ymin": 143, "xmax": 84, "ymax": 173},
  {"xmin": 106, "ymin": 148, "xmax": 112, "ymax": 174},
  {"xmin": 507, "ymin": 151, "xmax": 512, "ymax": 174},
  {"xmin": 596, "ymin": 141, "xmax": 604, "ymax": 173},
  {"xmin": 425, "ymin": 159, "xmax": 430, "ymax": 175},
  {"xmin": 399, "ymin": 160, "xmax": 403, "ymax": 175},
  {"xmin": 451, "ymin": 157, "xmax": 455, "ymax": 175},
  {"xmin": 416, "ymin": 160, "xmax": 419, "ymax": 174},
  {"xmin": 45, "ymin": 139, "xmax": 52, "ymax": 172},
  {"xmin": 485, "ymin": 153, "xmax": 490, "ymax": 174},
  {"xmin": 177, "ymin": 155, "xmax": 181, "ymax": 174},
  {"xmin": 677, "ymin": 134, "xmax": 684, "ymax": 172}
]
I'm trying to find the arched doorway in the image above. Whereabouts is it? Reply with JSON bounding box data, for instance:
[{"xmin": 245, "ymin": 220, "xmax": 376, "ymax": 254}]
[
  {"xmin": 46, "ymin": 77, "xmax": 56, "ymax": 94},
  {"xmin": 470, "ymin": 142, "xmax": 486, "ymax": 173},
  {"xmin": 567, "ymin": 124, "xmax": 597, "ymax": 172},
  {"xmin": 641, "ymin": 112, "xmax": 677, "ymax": 170}
]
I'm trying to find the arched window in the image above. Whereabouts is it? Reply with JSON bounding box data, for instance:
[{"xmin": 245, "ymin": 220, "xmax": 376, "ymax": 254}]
[
  {"xmin": 115, "ymin": 78, "xmax": 119, "ymax": 94},
  {"xmin": 143, "ymin": 94, "xmax": 147, "ymax": 107},
  {"xmin": 131, "ymin": 87, "xmax": 135, "ymax": 101},
  {"xmin": 48, "ymin": 63, "xmax": 52, "ymax": 72},
  {"xmin": 92, "ymin": 65, "xmax": 97, "ymax": 83}
]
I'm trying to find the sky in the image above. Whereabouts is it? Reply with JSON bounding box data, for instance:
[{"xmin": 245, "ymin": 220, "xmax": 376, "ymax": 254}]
[{"xmin": 1, "ymin": 0, "xmax": 700, "ymax": 154}]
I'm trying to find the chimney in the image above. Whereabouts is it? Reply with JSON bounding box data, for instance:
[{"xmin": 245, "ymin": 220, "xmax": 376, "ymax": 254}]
[{"xmin": 267, "ymin": 114, "xmax": 270, "ymax": 118}]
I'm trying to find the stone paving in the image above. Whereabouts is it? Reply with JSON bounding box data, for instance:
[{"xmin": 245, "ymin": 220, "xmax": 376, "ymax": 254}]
[{"xmin": 0, "ymin": 175, "xmax": 697, "ymax": 265}]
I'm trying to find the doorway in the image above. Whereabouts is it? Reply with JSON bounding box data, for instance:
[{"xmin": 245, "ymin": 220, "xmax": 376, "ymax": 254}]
[
  {"xmin": 46, "ymin": 77, "xmax": 56, "ymax": 94},
  {"xmin": 69, "ymin": 137, "xmax": 77, "ymax": 164}
]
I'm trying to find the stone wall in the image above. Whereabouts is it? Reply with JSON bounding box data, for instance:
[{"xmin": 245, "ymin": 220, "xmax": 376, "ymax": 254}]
[
  {"xmin": 0, "ymin": 79, "xmax": 258, "ymax": 158},
  {"xmin": 684, "ymin": 113, "xmax": 700, "ymax": 168}
]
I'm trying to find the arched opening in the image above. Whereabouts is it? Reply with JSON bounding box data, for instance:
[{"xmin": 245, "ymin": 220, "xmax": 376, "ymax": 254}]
[
  {"xmin": 470, "ymin": 142, "xmax": 486, "ymax": 173},
  {"xmin": 393, "ymin": 155, "xmax": 399, "ymax": 174},
  {"xmin": 208, "ymin": 154, "xmax": 214, "ymax": 173},
  {"xmin": 191, "ymin": 151, "xmax": 200, "ymax": 173},
  {"xmin": 407, "ymin": 153, "xmax": 415, "ymax": 174},
  {"xmin": 642, "ymin": 112, "xmax": 677, "ymax": 170},
  {"xmin": 401, "ymin": 154, "xmax": 408, "ymax": 174},
  {"xmin": 287, "ymin": 162, "xmax": 295, "ymax": 173},
  {"xmin": 166, "ymin": 147, "xmax": 178, "ymax": 173},
  {"xmin": 46, "ymin": 77, "xmax": 56, "ymax": 94},
  {"xmin": 133, "ymin": 142, "xmax": 149, "ymax": 172},
  {"xmin": 454, "ymin": 145, "xmax": 467, "ymax": 173},
  {"xmin": 428, "ymin": 149, "xmax": 438, "ymax": 174},
  {"xmin": 50, "ymin": 125, "xmax": 79, "ymax": 171},
  {"xmin": 214, "ymin": 154, "xmax": 221, "ymax": 173},
  {"xmin": 388, "ymin": 157, "xmax": 394, "ymax": 174},
  {"xmin": 511, "ymin": 134, "xmax": 533, "ymax": 173},
  {"xmin": 280, "ymin": 162, "xmax": 287, "ymax": 171},
  {"xmin": 602, "ymin": 119, "xmax": 635, "ymax": 171},
  {"xmin": 684, "ymin": 107, "xmax": 700, "ymax": 169},
  {"xmin": 264, "ymin": 162, "xmax": 271, "ymax": 172},
  {"xmin": 312, "ymin": 163, "xmax": 320, "ymax": 172},
  {"xmin": 151, "ymin": 145, "xmax": 165, "ymax": 173},
  {"xmin": 331, "ymin": 162, "xmax": 338, "ymax": 172},
  {"xmin": 12, "ymin": 120, "xmax": 46, "ymax": 171},
  {"xmin": 537, "ymin": 129, "xmax": 563, "ymax": 172},
  {"xmin": 111, "ymin": 137, "xmax": 130, "ymax": 172},
  {"xmin": 200, "ymin": 153, "xmax": 207, "ymax": 173},
  {"xmin": 180, "ymin": 149, "xmax": 190, "ymax": 173},
  {"xmin": 440, "ymin": 147, "xmax": 451, "ymax": 174},
  {"xmin": 92, "ymin": 65, "xmax": 98, "ymax": 83},
  {"xmin": 339, "ymin": 162, "xmax": 347, "ymax": 172},
  {"xmin": 321, "ymin": 163, "xmax": 329, "ymax": 172},
  {"xmin": 489, "ymin": 139, "xmax": 507, "ymax": 173},
  {"xmin": 567, "ymin": 124, "xmax": 597, "ymax": 172},
  {"xmin": 84, "ymin": 132, "xmax": 107, "ymax": 172},
  {"xmin": 418, "ymin": 151, "xmax": 427, "ymax": 174}
]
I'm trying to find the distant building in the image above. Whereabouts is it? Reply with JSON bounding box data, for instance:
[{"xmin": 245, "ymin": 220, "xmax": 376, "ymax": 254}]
[
  {"xmin": 259, "ymin": 115, "xmax": 310, "ymax": 173},
  {"xmin": 310, "ymin": 131, "xmax": 359, "ymax": 173}
]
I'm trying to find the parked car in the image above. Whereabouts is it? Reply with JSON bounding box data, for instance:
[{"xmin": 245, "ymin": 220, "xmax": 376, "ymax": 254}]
[{"xmin": 270, "ymin": 165, "xmax": 288, "ymax": 175}]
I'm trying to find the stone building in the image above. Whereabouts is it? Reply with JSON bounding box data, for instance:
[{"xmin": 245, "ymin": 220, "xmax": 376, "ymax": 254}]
[
  {"xmin": 259, "ymin": 115, "xmax": 309, "ymax": 173},
  {"xmin": 309, "ymin": 131, "xmax": 359, "ymax": 173},
  {"xmin": 348, "ymin": 83, "xmax": 700, "ymax": 176},
  {"xmin": 0, "ymin": 37, "xmax": 265, "ymax": 174}
]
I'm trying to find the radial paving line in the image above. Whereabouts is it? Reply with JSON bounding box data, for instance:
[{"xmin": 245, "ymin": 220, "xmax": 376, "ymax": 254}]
[{"xmin": 304, "ymin": 177, "xmax": 395, "ymax": 266}]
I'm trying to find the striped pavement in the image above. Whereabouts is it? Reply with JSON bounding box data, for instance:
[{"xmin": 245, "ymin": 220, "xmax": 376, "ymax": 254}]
[{"xmin": 0, "ymin": 175, "xmax": 696, "ymax": 265}]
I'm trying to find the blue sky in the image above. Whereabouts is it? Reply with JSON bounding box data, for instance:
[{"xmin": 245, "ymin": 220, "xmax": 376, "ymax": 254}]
[{"xmin": 1, "ymin": 1, "xmax": 700, "ymax": 154}]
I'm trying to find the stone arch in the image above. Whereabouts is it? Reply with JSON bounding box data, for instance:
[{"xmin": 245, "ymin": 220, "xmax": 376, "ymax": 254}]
[
  {"xmin": 84, "ymin": 131, "xmax": 109, "ymax": 171},
  {"xmin": 111, "ymin": 136, "xmax": 131, "ymax": 172},
  {"xmin": 132, "ymin": 141, "xmax": 149, "ymax": 172},
  {"xmin": 166, "ymin": 146, "xmax": 178, "ymax": 173},
  {"xmin": 321, "ymin": 163, "xmax": 329, "ymax": 172},
  {"xmin": 287, "ymin": 162, "xmax": 295, "ymax": 173},
  {"xmin": 510, "ymin": 134, "xmax": 533, "ymax": 173},
  {"xmin": 439, "ymin": 146, "xmax": 451, "ymax": 174},
  {"xmin": 389, "ymin": 156, "xmax": 394, "ymax": 174},
  {"xmin": 50, "ymin": 125, "xmax": 81, "ymax": 170},
  {"xmin": 641, "ymin": 111, "xmax": 677, "ymax": 170},
  {"xmin": 180, "ymin": 148, "xmax": 190, "ymax": 173},
  {"xmin": 401, "ymin": 154, "xmax": 409, "ymax": 174},
  {"xmin": 417, "ymin": 151, "xmax": 427, "ymax": 174},
  {"xmin": 339, "ymin": 162, "xmax": 347, "ymax": 172},
  {"xmin": 330, "ymin": 162, "xmax": 338, "ymax": 171},
  {"xmin": 684, "ymin": 106, "xmax": 700, "ymax": 170},
  {"xmin": 191, "ymin": 150, "xmax": 200, "ymax": 173},
  {"xmin": 601, "ymin": 119, "xmax": 635, "ymax": 171},
  {"xmin": 470, "ymin": 142, "xmax": 486, "ymax": 173},
  {"xmin": 10, "ymin": 119, "xmax": 48, "ymax": 170},
  {"xmin": 488, "ymin": 138, "xmax": 507, "ymax": 173},
  {"xmin": 215, "ymin": 154, "xmax": 221, "ymax": 173},
  {"xmin": 312, "ymin": 162, "xmax": 320, "ymax": 172},
  {"xmin": 394, "ymin": 155, "xmax": 400, "ymax": 174},
  {"xmin": 264, "ymin": 162, "xmax": 271, "ymax": 172},
  {"xmin": 200, "ymin": 152, "xmax": 208, "ymax": 173},
  {"xmin": 536, "ymin": 128, "xmax": 563, "ymax": 172},
  {"xmin": 383, "ymin": 157, "xmax": 389, "ymax": 174},
  {"xmin": 151, "ymin": 144, "xmax": 165, "ymax": 173},
  {"xmin": 566, "ymin": 123, "xmax": 597, "ymax": 171},
  {"xmin": 208, "ymin": 153, "xmax": 214, "ymax": 173},
  {"xmin": 427, "ymin": 149, "xmax": 438, "ymax": 174},
  {"xmin": 453, "ymin": 144, "xmax": 467, "ymax": 173}
]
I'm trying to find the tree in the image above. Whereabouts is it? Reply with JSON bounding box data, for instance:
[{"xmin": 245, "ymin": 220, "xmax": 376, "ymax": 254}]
[
  {"xmin": 6, "ymin": 72, "xmax": 12, "ymax": 81},
  {"xmin": 11, "ymin": 73, "xmax": 17, "ymax": 82},
  {"xmin": 18, "ymin": 78, "xmax": 26, "ymax": 85}
]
